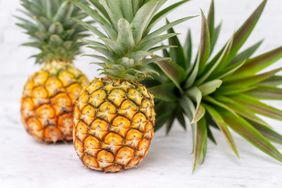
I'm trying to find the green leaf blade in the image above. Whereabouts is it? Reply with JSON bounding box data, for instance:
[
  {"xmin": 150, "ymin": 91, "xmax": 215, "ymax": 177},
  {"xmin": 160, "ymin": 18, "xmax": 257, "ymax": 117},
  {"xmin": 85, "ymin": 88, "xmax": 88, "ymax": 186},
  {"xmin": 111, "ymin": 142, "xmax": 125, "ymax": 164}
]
[
  {"xmin": 220, "ymin": 109, "xmax": 282, "ymax": 162},
  {"xmin": 205, "ymin": 105, "xmax": 239, "ymax": 157},
  {"xmin": 192, "ymin": 118, "xmax": 208, "ymax": 172}
]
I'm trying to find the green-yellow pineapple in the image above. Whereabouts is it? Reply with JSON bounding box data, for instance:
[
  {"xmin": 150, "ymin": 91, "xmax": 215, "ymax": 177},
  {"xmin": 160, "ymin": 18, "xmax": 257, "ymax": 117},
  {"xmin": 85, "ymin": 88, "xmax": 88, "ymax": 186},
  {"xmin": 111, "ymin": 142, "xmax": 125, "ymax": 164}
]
[
  {"xmin": 17, "ymin": 0, "xmax": 89, "ymax": 143},
  {"xmin": 72, "ymin": 0, "xmax": 191, "ymax": 172},
  {"xmin": 147, "ymin": 0, "xmax": 282, "ymax": 171}
]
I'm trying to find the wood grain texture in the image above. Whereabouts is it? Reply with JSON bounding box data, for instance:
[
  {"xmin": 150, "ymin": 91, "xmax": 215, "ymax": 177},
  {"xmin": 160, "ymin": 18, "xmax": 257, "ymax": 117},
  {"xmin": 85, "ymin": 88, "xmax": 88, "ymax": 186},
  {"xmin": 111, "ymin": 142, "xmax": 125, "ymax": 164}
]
[{"xmin": 0, "ymin": 0, "xmax": 282, "ymax": 187}]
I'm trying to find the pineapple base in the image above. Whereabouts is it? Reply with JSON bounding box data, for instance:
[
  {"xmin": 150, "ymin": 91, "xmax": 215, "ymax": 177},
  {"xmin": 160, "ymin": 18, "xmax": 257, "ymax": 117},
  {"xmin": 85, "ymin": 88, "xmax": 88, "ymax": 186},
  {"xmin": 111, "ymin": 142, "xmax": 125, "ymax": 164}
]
[
  {"xmin": 73, "ymin": 78, "xmax": 155, "ymax": 172},
  {"xmin": 21, "ymin": 62, "xmax": 89, "ymax": 143}
]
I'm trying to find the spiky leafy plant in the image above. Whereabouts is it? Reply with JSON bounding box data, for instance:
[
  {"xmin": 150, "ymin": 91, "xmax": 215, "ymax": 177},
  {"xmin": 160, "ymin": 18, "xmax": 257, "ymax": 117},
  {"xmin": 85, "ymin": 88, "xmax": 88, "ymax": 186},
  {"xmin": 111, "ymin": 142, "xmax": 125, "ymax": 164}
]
[
  {"xmin": 17, "ymin": 0, "xmax": 89, "ymax": 143},
  {"xmin": 147, "ymin": 0, "xmax": 282, "ymax": 171},
  {"xmin": 71, "ymin": 0, "xmax": 192, "ymax": 172}
]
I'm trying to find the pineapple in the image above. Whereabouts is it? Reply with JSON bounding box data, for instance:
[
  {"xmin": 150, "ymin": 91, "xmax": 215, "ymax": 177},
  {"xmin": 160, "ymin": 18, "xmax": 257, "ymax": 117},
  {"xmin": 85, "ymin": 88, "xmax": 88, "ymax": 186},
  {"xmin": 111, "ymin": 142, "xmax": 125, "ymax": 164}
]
[
  {"xmin": 147, "ymin": 0, "xmax": 282, "ymax": 171},
  {"xmin": 17, "ymin": 0, "xmax": 89, "ymax": 143},
  {"xmin": 72, "ymin": 0, "xmax": 191, "ymax": 172}
]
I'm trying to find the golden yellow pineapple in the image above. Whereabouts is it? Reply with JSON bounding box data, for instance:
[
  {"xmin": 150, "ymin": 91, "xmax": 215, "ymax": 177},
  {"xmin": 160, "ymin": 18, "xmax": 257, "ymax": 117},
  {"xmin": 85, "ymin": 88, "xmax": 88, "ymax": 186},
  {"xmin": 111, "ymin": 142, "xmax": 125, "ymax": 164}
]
[
  {"xmin": 73, "ymin": 78, "xmax": 155, "ymax": 172},
  {"xmin": 17, "ymin": 0, "xmax": 90, "ymax": 143},
  {"xmin": 21, "ymin": 62, "xmax": 88, "ymax": 143},
  {"xmin": 72, "ymin": 0, "xmax": 190, "ymax": 172}
]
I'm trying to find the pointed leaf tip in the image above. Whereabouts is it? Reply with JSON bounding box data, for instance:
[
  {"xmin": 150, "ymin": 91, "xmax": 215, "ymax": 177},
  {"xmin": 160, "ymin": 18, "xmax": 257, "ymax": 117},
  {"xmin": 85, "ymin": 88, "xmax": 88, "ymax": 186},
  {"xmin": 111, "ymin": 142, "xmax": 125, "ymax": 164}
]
[{"xmin": 228, "ymin": 0, "xmax": 267, "ymax": 60}]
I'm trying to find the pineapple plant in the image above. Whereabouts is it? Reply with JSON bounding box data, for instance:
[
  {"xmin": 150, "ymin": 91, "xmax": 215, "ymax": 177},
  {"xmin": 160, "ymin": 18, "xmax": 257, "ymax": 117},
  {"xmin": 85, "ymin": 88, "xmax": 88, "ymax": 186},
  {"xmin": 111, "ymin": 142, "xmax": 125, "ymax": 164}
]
[
  {"xmin": 72, "ymin": 0, "xmax": 191, "ymax": 172},
  {"xmin": 147, "ymin": 0, "xmax": 282, "ymax": 171},
  {"xmin": 17, "ymin": 0, "xmax": 89, "ymax": 143}
]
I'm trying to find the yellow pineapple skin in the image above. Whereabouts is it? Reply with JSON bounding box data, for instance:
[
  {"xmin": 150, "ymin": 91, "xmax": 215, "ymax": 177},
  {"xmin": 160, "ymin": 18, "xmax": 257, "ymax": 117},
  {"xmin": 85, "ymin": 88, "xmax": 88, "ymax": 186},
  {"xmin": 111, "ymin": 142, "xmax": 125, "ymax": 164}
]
[
  {"xmin": 21, "ymin": 62, "xmax": 89, "ymax": 143},
  {"xmin": 73, "ymin": 78, "xmax": 155, "ymax": 172}
]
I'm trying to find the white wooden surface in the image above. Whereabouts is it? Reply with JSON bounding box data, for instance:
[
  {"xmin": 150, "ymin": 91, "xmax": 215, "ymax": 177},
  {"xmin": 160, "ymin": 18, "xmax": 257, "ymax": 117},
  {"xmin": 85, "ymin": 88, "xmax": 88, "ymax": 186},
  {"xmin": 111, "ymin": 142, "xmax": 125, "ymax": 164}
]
[{"xmin": 0, "ymin": 0, "xmax": 282, "ymax": 188}]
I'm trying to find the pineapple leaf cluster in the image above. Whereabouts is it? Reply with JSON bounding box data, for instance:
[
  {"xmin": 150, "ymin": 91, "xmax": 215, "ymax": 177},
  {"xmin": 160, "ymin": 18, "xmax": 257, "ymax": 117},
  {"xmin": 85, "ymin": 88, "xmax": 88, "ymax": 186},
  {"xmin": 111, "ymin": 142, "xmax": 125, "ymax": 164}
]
[
  {"xmin": 16, "ymin": 0, "xmax": 90, "ymax": 64},
  {"xmin": 72, "ymin": 0, "xmax": 193, "ymax": 81},
  {"xmin": 147, "ymin": 0, "xmax": 282, "ymax": 171}
]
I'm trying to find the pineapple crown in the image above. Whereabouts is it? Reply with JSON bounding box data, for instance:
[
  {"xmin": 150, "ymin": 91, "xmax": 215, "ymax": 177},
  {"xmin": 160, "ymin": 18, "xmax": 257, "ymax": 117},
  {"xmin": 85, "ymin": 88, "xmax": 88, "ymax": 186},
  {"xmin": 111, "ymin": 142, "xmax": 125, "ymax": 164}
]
[
  {"xmin": 147, "ymin": 0, "xmax": 282, "ymax": 171},
  {"xmin": 72, "ymin": 0, "xmax": 193, "ymax": 81},
  {"xmin": 16, "ymin": 0, "xmax": 90, "ymax": 64}
]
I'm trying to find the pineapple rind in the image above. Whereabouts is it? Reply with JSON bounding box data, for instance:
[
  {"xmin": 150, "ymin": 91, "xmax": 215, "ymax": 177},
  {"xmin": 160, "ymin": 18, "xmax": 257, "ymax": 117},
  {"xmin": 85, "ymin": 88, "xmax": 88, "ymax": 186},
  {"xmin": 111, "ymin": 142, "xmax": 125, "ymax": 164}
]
[
  {"xmin": 73, "ymin": 78, "xmax": 155, "ymax": 172},
  {"xmin": 21, "ymin": 62, "xmax": 89, "ymax": 143}
]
